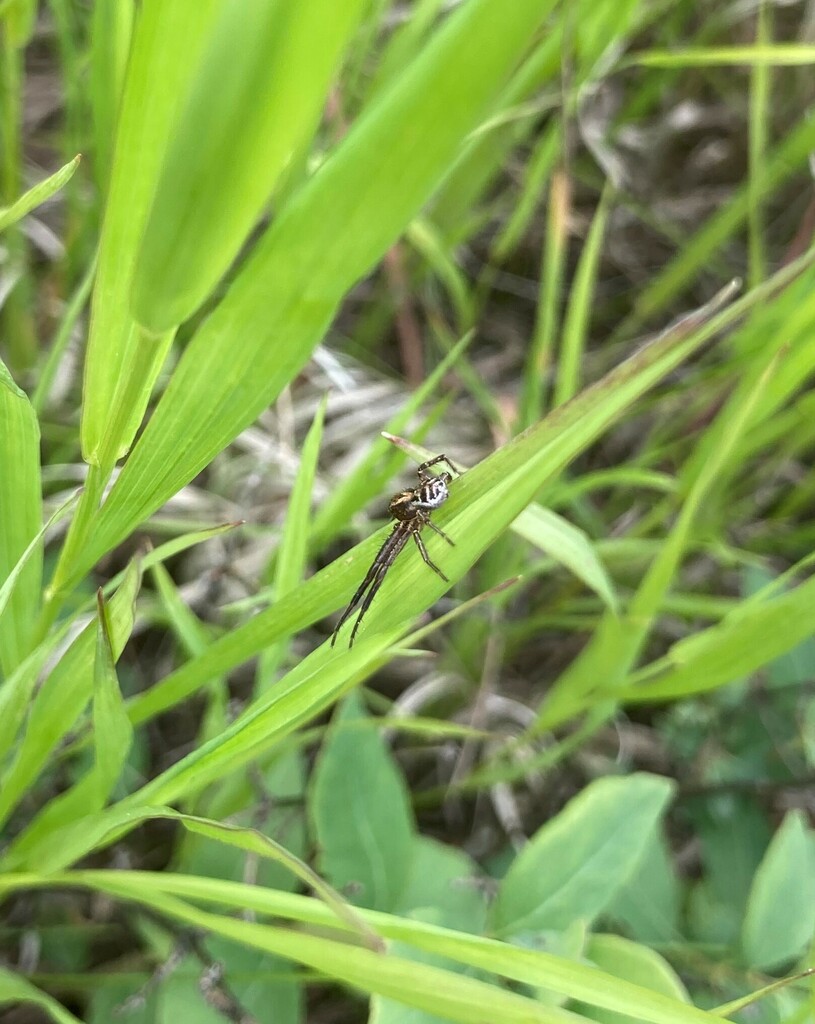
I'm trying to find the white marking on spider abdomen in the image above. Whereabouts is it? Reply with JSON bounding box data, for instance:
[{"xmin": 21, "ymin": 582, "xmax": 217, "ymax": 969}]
[{"xmin": 416, "ymin": 478, "xmax": 449, "ymax": 509}]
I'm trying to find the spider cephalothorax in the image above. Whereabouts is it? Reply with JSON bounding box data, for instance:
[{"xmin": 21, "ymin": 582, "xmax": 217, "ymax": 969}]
[{"xmin": 330, "ymin": 454, "xmax": 458, "ymax": 648}]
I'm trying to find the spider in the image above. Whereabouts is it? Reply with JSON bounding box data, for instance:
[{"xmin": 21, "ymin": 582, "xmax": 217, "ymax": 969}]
[{"xmin": 330, "ymin": 454, "xmax": 459, "ymax": 648}]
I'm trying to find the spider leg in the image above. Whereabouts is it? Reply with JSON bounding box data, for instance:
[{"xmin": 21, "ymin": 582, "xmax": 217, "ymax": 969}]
[
  {"xmin": 424, "ymin": 517, "xmax": 455, "ymax": 546},
  {"xmin": 332, "ymin": 523, "xmax": 411, "ymax": 647},
  {"xmin": 412, "ymin": 529, "xmax": 449, "ymax": 582},
  {"xmin": 330, "ymin": 559, "xmax": 382, "ymax": 647},
  {"xmin": 349, "ymin": 562, "xmax": 390, "ymax": 646},
  {"xmin": 417, "ymin": 453, "xmax": 460, "ymax": 482}
]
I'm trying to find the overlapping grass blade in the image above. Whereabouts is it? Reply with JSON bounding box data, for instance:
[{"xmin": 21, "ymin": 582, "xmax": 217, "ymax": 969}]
[
  {"xmin": 55, "ymin": 0, "xmax": 559, "ymax": 593},
  {"xmin": 0, "ymin": 359, "xmax": 42, "ymax": 674},
  {"xmin": 80, "ymin": 0, "xmax": 223, "ymax": 468},
  {"xmin": 132, "ymin": 0, "xmax": 367, "ymax": 332}
]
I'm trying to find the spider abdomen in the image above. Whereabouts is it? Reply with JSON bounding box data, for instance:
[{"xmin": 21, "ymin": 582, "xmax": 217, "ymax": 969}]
[{"xmin": 416, "ymin": 476, "xmax": 449, "ymax": 509}]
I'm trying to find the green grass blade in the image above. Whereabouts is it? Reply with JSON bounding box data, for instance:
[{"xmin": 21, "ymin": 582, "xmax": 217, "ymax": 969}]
[
  {"xmin": 133, "ymin": 0, "xmax": 366, "ymax": 331},
  {"xmin": 390, "ymin": 434, "xmax": 619, "ymax": 611},
  {"xmin": 554, "ymin": 184, "xmax": 612, "ymax": 407},
  {"xmin": 0, "ymin": 591, "xmax": 135, "ymax": 868},
  {"xmin": 6, "ymin": 870, "xmax": 733, "ymax": 1024},
  {"xmin": 747, "ymin": 0, "xmax": 771, "ymax": 288},
  {"xmin": 89, "ymin": 0, "xmax": 134, "ymax": 191},
  {"xmin": 0, "ymin": 559, "xmax": 141, "ymax": 830},
  {"xmin": 0, "ymin": 358, "xmax": 41, "ymax": 674},
  {"xmin": 80, "ymin": 0, "xmax": 223, "ymax": 468},
  {"xmin": 0, "ymin": 154, "xmax": 80, "ymax": 232},
  {"xmin": 256, "ymin": 395, "xmax": 327, "ymax": 687},
  {"xmin": 0, "ymin": 491, "xmax": 78, "ymax": 624},
  {"xmin": 521, "ymin": 158, "xmax": 569, "ymax": 424},
  {"xmin": 131, "ymin": 0, "xmax": 368, "ymax": 332},
  {"xmin": 537, "ymin": 346, "xmax": 780, "ymax": 729},
  {"xmin": 0, "ymin": 968, "xmax": 81, "ymax": 1024}
]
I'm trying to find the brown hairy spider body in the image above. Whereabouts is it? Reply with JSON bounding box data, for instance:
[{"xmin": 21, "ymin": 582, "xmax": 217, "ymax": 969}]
[{"xmin": 330, "ymin": 454, "xmax": 458, "ymax": 648}]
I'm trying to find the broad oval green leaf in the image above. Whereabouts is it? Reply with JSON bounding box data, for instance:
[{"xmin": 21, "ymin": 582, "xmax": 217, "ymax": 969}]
[
  {"xmin": 491, "ymin": 774, "xmax": 675, "ymax": 936},
  {"xmin": 310, "ymin": 692, "xmax": 416, "ymax": 911},
  {"xmin": 741, "ymin": 811, "xmax": 815, "ymax": 971}
]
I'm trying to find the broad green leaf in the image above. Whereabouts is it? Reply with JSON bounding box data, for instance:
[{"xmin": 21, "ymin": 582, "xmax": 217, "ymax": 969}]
[
  {"xmin": 0, "ymin": 559, "xmax": 141, "ymax": 830},
  {"xmin": 132, "ymin": 0, "xmax": 367, "ymax": 331},
  {"xmin": 310, "ymin": 693, "xmax": 415, "ymax": 911},
  {"xmin": 399, "ymin": 838, "xmax": 487, "ymax": 935},
  {"xmin": 0, "ymin": 358, "xmax": 41, "ymax": 675},
  {"xmin": 0, "ymin": 967, "xmax": 81, "ymax": 1024},
  {"xmin": 577, "ymin": 934, "xmax": 689, "ymax": 1024},
  {"xmin": 57, "ymin": 0, "xmax": 560, "ymax": 591},
  {"xmin": 741, "ymin": 811, "xmax": 815, "ymax": 971},
  {"xmin": 0, "ymin": 155, "xmax": 80, "ymax": 231},
  {"xmin": 491, "ymin": 774, "xmax": 674, "ymax": 936},
  {"xmin": 606, "ymin": 831, "xmax": 681, "ymax": 944},
  {"xmin": 81, "ymin": 0, "xmax": 223, "ymax": 468}
]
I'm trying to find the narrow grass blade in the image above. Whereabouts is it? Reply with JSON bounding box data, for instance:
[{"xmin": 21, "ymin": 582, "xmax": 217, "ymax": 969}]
[
  {"xmin": 0, "ymin": 154, "xmax": 80, "ymax": 231},
  {"xmin": 536, "ymin": 346, "xmax": 780, "ymax": 729},
  {"xmin": 256, "ymin": 396, "xmax": 327, "ymax": 687},
  {"xmin": 522, "ymin": 159, "xmax": 570, "ymax": 424},
  {"xmin": 1, "ymin": 870, "xmax": 735, "ymax": 1024},
  {"xmin": 0, "ymin": 559, "xmax": 141, "ymax": 830},
  {"xmin": 0, "ymin": 490, "xmax": 78, "ymax": 625},
  {"xmin": 554, "ymin": 184, "xmax": 612, "ymax": 406},
  {"xmin": 0, "ymin": 591, "xmax": 135, "ymax": 868},
  {"xmin": 0, "ymin": 358, "xmax": 42, "ymax": 674},
  {"xmin": 387, "ymin": 434, "xmax": 618, "ymax": 611},
  {"xmin": 0, "ymin": 968, "xmax": 81, "ymax": 1024},
  {"xmin": 619, "ymin": 570, "xmax": 815, "ymax": 703}
]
